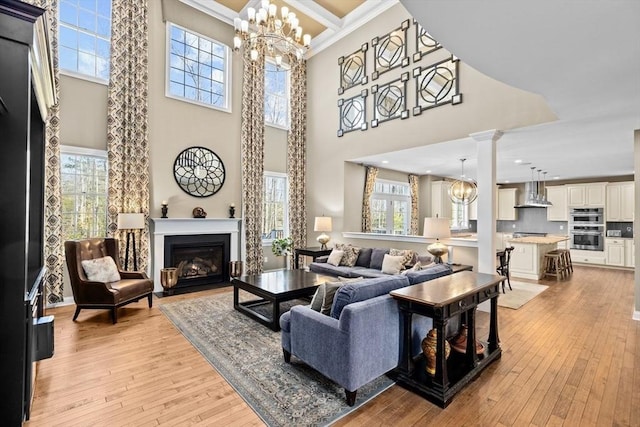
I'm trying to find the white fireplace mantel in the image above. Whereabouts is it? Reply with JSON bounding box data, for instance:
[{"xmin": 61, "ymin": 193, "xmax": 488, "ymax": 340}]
[{"xmin": 149, "ymin": 218, "xmax": 242, "ymax": 292}]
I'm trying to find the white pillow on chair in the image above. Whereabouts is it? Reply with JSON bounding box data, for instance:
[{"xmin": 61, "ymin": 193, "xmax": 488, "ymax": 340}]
[{"xmin": 81, "ymin": 256, "xmax": 121, "ymax": 283}]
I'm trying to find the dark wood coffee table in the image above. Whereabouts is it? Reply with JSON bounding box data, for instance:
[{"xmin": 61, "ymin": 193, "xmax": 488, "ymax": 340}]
[{"xmin": 231, "ymin": 269, "xmax": 333, "ymax": 331}]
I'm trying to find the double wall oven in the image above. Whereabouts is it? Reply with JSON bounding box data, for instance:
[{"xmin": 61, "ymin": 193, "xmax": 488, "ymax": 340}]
[{"xmin": 569, "ymin": 208, "xmax": 604, "ymax": 251}]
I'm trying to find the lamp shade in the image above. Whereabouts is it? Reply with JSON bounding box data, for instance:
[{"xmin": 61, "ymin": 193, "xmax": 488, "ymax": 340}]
[
  {"xmin": 314, "ymin": 216, "xmax": 332, "ymax": 232},
  {"xmin": 117, "ymin": 213, "xmax": 145, "ymax": 230},
  {"xmin": 423, "ymin": 217, "xmax": 451, "ymax": 239}
]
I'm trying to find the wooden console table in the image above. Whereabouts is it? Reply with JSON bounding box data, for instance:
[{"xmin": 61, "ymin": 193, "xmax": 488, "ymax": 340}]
[{"xmin": 390, "ymin": 271, "xmax": 503, "ymax": 407}]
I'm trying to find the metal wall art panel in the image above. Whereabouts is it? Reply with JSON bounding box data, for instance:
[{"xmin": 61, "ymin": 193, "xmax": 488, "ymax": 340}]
[
  {"xmin": 371, "ymin": 72, "xmax": 409, "ymax": 127},
  {"xmin": 338, "ymin": 43, "xmax": 368, "ymax": 95},
  {"xmin": 412, "ymin": 56, "xmax": 462, "ymax": 116},
  {"xmin": 338, "ymin": 89, "xmax": 368, "ymax": 137},
  {"xmin": 413, "ymin": 20, "xmax": 442, "ymax": 63},
  {"xmin": 371, "ymin": 19, "xmax": 410, "ymax": 81}
]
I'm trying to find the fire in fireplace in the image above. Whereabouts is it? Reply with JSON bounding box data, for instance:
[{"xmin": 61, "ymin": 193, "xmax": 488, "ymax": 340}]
[{"xmin": 164, "ymin": 234, "xmax": 230, "ymax": 288}]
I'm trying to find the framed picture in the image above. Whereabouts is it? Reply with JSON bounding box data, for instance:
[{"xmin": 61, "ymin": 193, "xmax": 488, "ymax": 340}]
[
  {"xmin": 338, "ymin": 89, "xmax": 368, "ymax": 137},
  {"xmin": 371, "ymin": 72, "xmax": 409, "ymax": 127},
  {"xmin": 371, "ymin": 19, "xmax": 410, "ymax": 81},
  {"xmin": 413, "ymin": 56, "xmax": 462, "ymax": 115},
  {"xmin": 338, "ymin": 43, "xmax": 368, "ymax": 95}
]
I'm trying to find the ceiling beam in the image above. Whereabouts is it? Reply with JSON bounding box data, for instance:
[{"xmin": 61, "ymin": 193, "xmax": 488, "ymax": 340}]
[
  {"xmin": 281, "ymin": 0, "xmax": 341, "ymax": 31},
  {"xmin": 178, "ymin": 0, "xmax": 237, "ymax": 25}
]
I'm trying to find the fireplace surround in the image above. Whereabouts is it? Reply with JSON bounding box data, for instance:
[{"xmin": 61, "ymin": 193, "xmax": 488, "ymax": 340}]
[{"xmin": 150, "ymin": 218, "xmax": 242, "ymax": 293}]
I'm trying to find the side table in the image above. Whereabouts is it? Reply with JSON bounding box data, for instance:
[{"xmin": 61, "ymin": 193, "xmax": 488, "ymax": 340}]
[
  {"xmin": 390, "ymin": 271, "xmax": 503, "ymax": 408},
  {"xmin": 294, "ymin": 247, "xmax": 332, "ymax": 269}
]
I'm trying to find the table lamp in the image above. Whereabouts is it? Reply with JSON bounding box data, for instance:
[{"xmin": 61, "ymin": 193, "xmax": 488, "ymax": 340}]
[
  {"xmin": 423, "ymin": 217, "xmax": 450, "ymax": 263},
  {"xmin": 117, "ymin": 213, "xmax": 145, "ymax": 271},
  {"xmin": 314, "ymin": 216, "xmax": 332, "ymax": 250}
]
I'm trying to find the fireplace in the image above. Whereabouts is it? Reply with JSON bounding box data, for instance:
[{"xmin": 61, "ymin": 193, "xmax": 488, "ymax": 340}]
[{"xmin": 164, "ymin": 234, "xmax": 230, "ymax": 288}]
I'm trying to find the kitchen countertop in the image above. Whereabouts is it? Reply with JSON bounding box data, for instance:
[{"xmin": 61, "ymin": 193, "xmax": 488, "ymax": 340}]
[{"xmin": 507, "ymin": 235, "xmax": 569, "ymax": 244}]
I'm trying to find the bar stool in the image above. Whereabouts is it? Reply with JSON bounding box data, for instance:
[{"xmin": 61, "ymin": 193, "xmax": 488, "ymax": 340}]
[
  {"xmin": 543, "ymin": 250, "xmax": 566, "ymax": 281},
  {"xmin": 496, "ymin": 246, "xmax": 514, "ymax": 293},
  {"xmin": 557, "ymin": 248, "xmax": 573, "ymax": 274}
]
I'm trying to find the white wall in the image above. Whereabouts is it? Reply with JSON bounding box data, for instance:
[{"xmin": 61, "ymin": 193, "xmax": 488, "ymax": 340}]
[{"xmin": 305, "ymin": 3, "xmax": 556, "ymax": 246}]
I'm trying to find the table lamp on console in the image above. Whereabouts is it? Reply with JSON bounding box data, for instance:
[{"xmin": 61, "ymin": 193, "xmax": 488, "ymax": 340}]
[
  {"xmin": 423, "ymin": 217, "xmax": 450, "ymax": 264},
  {"xmin": 314, "ymin": 216, "xmax": 332, "ymax": 250}
]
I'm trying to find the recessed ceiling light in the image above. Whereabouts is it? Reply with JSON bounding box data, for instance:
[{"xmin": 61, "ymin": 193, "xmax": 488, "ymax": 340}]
[
  {"xmin": 426, "ymin": 170, "xmax": 432, "ymax": 174},
  {"xmin": 514, "ymin": 159, "xmax": 523, "ymax": 164},
  {"xmin": 381, "ymin": 160, "xmax": 389, "ymax": 164},
  {"xmin": 505, "ymin": 180, "xmax": 510, "ymax": 183},
  {"xmin": 553, "ymin": 176, "xmax": 560, "ymax": 180}
]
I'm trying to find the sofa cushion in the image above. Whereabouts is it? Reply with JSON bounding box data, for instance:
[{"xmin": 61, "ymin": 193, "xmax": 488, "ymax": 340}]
[
  {"xmin": 327, "ymin": 249, "xmax": 344, "ymax": 266},
  {"xmin": 350, "ymin": 267, "xmax": 389, "ymax": 278},
  {"xmin": 330, "ymin": 275, "xmax": 411, "ymax": 319},
  {"xmin": 381, "ymin": 254, "xmax": 405, "ymax": 275},
  {"xmin": 370, "ymin": 248, "xmax": 390, "ymax": 270},
  {"xmin": 404, "ymin": 263, "xmax": 453, "ymax": 285},
  {"xmin": 309, "ymin": 262, "xmax": 355, "ymax": 277},
  {"xmin": 309, "ymin": 284, "xmax": 325, "ymax": 312},
  {"xmin": 355, "ymin": 247, "xmax": 373, "ymax": 267},
  {"xmin": 335, "ymin": 243, "xmax": 361, "ymax": 267},
  {"xmin": 389, "ymin": 248, "xmax": 415, "ymax": 267},
  {"xmin": 321, "ymin": 280, "xmax": 344, "ymax": 315}
]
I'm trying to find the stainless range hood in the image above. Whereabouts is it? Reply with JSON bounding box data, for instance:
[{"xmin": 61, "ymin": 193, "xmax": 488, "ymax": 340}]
[{"xmin": 514, "ymin": 169, "xmax": 553, "ymax": 208}]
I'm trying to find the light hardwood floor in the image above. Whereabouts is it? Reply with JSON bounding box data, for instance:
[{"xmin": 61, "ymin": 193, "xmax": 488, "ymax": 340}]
[{"xmin": 26, "ymin": 266, "xmax": 640, "ymax": 426}]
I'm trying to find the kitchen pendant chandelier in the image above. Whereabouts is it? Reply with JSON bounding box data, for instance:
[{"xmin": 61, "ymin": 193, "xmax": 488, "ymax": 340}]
[
  {"xmin": 449, "ymin": 158, "xmax": 478, "ymax": 205},
  {"xmin": 232, "ymin": 0, "xmax": 311, "ymax": 68}
]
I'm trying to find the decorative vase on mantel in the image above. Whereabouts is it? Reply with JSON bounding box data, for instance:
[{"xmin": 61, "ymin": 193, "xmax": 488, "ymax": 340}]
[{"xmin": 421, "ymin": 328, "xmax": 451, "ymax": 376}]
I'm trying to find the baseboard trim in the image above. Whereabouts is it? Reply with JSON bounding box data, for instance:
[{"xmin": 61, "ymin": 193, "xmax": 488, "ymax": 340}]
[
  {"xmin": 46, "ymin": 296, "xmax": 74, "ymax": 309},
  {"xmin": 633, "ymin": 311, "xmax": 640, "ymax": 321}
]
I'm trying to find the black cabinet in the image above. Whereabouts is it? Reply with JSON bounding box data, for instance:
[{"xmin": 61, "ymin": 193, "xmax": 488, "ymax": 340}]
[{"xmin": 0, "ymin": 0, "xmax": 55, "ymax": 423}]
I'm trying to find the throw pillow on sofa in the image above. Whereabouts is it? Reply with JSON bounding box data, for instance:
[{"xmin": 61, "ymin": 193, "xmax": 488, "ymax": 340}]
[
  {"xmin": 309, "ymin": 284, "xmax": 326, "ymax": 311},
  {"xmin": 369, "ymin": 248, "xmax": 390, "ymax": 270},
  {"xmin": 327, "ymin": 249, "xmax": 344, "ymax": 266},
  {"xmin": 389, "ymin": 248, "xmax": 415, "ymax": 268},
  {"xmin": 355, "ymin": 247, "xmax": 373, "ymax": 267},
  {"xmin": 381, "ymin": 254, "xmax": 405, "ymax": 275},
  {"xmin": 335, "ymin": 243, "xmax": 361, "ymax": 267},
  {"xmin": 321, "ymin": 280, "xmax": 344, "ymax": 315}
]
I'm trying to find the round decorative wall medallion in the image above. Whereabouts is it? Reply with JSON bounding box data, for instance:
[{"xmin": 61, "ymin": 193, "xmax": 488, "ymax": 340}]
[{"xmin": 173, "ymin": 146, "xmax": 225, "ymax": 197}]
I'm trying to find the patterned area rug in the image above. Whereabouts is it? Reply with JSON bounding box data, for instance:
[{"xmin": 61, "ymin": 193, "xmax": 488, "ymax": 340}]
[
  {"xmin": 160, "ymin": 292, "xmax": 394, "ymax": 426},
  {"xmin": 478, "ymin": 280, "xmax": 549, "ymax": 311}
]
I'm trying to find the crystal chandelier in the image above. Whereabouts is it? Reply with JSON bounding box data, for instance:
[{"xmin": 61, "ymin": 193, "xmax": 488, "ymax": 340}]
[
  {"xmin": 233, "ymin": 0, "xmax": 311, "ymax": 67},
  {"xmin": 449, "ymin": 158, "xmax": 478, "ymax": 205}
]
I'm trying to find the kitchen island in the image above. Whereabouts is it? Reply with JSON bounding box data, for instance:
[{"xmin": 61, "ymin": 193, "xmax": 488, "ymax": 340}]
[{"xmin": 507, "ymin": 235, "xmax": 570, "ymax": 280}]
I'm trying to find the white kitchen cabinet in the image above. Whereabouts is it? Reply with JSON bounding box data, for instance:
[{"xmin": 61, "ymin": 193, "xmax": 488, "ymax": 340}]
[
  {"xmin": 570, "ymin": 249, "xmax": 607, "ymax": 265},
  {"xmin": 605, "ymin": 238, "xmax": 625, "ymax": 267},
  {"xmin": 606, "ymin": 182, "xmax": 634, "ymax": 221},
  {"xmin": 469, "ymin": 199, "xmax": 477, "ymax": 221},
  {"xmin": 567, "ymin": 183, "xmax": 606, "ymax": 207},
  {"xmin": 431, "ymin": 180, "xmax": 452, "ymax": 220},
  {"xmin": 546, "ymin": 186, "xmax": 568, "ymax": 221},
  {"xmin": 625, "ymin": 239, "xmax": 635, "ymax": 268},
  {"xmin": 497, "ymin": 188, "xmax": 518, "ymax": 220}
]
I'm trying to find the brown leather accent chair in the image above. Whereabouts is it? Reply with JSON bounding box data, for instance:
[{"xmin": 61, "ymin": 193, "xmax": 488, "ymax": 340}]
[{"xmin": 64, "ymin": 238, "xmax": 153, "ymax": 324}]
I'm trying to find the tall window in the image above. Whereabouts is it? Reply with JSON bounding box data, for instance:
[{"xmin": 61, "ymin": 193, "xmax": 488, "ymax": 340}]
[
  {"xmin": 167, "ymin": 23, "xmax": 230, "ymax": 111},
  {"xmin": 60, "ymin": 146, "xmax": 108, "ymax": 242},
  {"xmin": 264, "ymin": 61, "xmax": 289, "ymax": 128},
  {"xmin": 262, "ymin": 172, "xmax": 288, "ymax": 242},
  {"xmin": 451, "ymin": 202, "xmax": 470, "ymax": 230},
  {"xmin": 59, "ymin": 0, "xmax": 112, "ymax": 81},
  {"xmin": 371, "ymin": 179, "xmax": 410, "ymax": 235}
]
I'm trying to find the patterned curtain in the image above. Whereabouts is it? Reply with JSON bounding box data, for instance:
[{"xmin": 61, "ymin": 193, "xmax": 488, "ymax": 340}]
[
  {"xmin": 287, "ymin": 60, "xmax": 307, "ymax": 254},
  {"xmin": 106, "ymin": 0, "xmax": 150, "ymax": 272},
  {"xmin": 409, "ymin": 174, "xmax": 419, "ymax": 235},
  {"xmin": 241, "ymin": 52, "xmax": 266, "ymax": 275},
  {"xmin": 22, "ymin": 0, "xmax": 65, "ymax": 304},
  {"xmin": 361, "ymin": 166, "xmax": 378, "ymax": 232}
]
